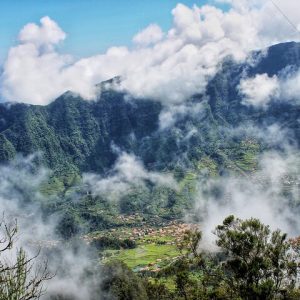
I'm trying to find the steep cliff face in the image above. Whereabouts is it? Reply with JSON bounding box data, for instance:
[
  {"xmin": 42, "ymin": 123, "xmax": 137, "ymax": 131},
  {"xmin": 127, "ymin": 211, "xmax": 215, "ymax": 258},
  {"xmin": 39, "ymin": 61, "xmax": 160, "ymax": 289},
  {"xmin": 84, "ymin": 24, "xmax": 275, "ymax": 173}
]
[
  {"xmin": 0, "ymin": 90, "xmax": 162, "ymax": 173},
  {"xmin": 0, "ymin": 42, "xmax": 299, "ymax": 176}
]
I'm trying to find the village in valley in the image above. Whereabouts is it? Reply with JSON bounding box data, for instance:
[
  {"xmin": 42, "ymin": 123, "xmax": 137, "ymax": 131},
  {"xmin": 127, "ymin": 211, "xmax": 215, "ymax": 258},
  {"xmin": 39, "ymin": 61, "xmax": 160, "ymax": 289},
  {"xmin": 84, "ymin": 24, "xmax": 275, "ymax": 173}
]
[{"xmin": 83, "ymin": 214, "xmax": 198, "ymax": 272}]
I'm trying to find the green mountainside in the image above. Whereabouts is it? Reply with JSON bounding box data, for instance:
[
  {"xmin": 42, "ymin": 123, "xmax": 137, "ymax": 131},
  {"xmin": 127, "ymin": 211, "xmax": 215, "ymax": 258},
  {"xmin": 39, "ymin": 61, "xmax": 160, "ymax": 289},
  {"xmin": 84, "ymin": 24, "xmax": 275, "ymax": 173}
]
[
  {"xmin": 1, "ymin": 42, "xmax": 300, "ymax": 299},
  {"xmin": 0, "ymin": 42, "xmax": 299, "ymax": 178},
  {"xmin": 0, "ymin": 41, "xmax": 299, "ymax": 224}
]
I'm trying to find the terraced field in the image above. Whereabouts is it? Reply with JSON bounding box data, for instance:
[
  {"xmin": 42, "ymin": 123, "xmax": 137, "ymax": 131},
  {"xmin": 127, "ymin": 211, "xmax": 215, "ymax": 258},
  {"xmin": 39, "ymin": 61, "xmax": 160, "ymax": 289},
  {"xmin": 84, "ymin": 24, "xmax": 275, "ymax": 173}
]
[
  {"xmin": 103, "ymin": 243, "xmax": 179, "ymax": 271},
  {"xmin": 89, "ymin": 220, "xmax": 196, "ymax": 271}
]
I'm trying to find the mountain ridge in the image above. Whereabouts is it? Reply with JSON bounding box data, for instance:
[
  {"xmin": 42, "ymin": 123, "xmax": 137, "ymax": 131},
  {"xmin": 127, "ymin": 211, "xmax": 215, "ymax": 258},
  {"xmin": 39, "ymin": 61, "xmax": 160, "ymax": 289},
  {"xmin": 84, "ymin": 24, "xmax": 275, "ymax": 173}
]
[{"xmin": 0, "ymin": 41, "xmax": 299, "ymax": 179}]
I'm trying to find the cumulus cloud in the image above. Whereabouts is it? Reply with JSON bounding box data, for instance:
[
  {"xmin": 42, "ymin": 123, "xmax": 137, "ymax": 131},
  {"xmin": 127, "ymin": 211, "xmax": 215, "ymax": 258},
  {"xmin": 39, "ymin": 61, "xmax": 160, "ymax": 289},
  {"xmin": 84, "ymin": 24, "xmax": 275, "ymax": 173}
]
[
  {"xmin": 0, "ymin": 17, "xmax": 75, "ymax": 105},
  {"xmin": 83, "ymin": 151, "xmax": 176, "ymax": 200},
  {"xmin": 238, "ymin": 73, "xmax": 280, "ymax": 108},
  {"xmin": 18, "ymin": 16, "xmax": 66, "ymax": 50},
  {"xmin": 133, "ymin": 24, "xmax": 164, "ymax": 46},
  {"xmin": 238, "ymin": 69, "xmax": 300, "ymax": 108},
  {"xmin": 1, "ymin": 1, "xmax": 300, "ymax": 105}
]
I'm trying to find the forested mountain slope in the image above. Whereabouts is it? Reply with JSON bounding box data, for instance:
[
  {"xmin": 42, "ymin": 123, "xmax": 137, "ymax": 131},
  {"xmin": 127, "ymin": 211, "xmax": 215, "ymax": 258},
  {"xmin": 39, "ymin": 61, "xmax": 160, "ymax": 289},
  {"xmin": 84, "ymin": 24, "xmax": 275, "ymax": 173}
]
[{"xmin": 0, "ymin": 42, "xmax": 299, "ymax": 178}]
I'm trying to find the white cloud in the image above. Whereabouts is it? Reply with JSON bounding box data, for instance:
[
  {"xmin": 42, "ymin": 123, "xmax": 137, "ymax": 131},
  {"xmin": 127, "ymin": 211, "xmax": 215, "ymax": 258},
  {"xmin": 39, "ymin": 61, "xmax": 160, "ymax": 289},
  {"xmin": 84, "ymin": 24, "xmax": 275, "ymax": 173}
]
[
  {"xmin": 195, "ymin": 148, "xmax": 300, "ymax": 251},
  {"xmin": 0, "ymin": 155, "xmax": 105, "ymax": 300},
  {"xmin": 1, "ymin": 45, "xmax": 74, "ymax": 105},
  {"xmin": 133, "ymin": 24, "xmax": 164, "ymax": 46},
  {"xmin": 1, "ymin": 1, "xmax": 300, "ymax": 105},
  {"xmin": 18, "ymin": 16, "xmax": 66, "ymax": 49},
  {"xmin": 83, "ymin": 152, "xmax": 176, "ymax": 200},
  {"xmin": 228, "ymin": 123, "xmax": 293, "ymax": 147},
  {"xmin": 159, "ymin": 102, "xmax": 205, "ymax": 130},
  {"xmin": 238, "ymin": 73, "xmax": 280, "ymax": 108},
  {"xmin": 222, "ymin": 0, "xmax": 300, "ymax": 44},
  {"xmin": 281, "ymin": 70, "xmax": 300, "ymax": 102}
]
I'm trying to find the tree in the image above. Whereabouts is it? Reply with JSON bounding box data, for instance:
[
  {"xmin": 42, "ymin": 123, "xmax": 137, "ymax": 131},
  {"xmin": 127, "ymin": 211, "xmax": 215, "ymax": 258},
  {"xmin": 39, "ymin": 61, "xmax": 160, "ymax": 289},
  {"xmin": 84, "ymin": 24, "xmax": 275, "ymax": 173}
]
[
  {"xmin": 144, "ymin": 279, "xmax": 173, "ymax": 300},
  {"xmin": 177, "ymin": 229, "xmax": 202, "ymax": 259},
  {"xmin": 56, "ymin": 211, "xmax": 80, "ymax": 240},
  {"xmin": 0, "ymin": 218, "xmax": 52, "ymax": 300},
  {"xmin": 173, "ymin": 229, "xmax": 213, "ymax": 300},
  {"xmin": 215, "ymin": 215, "xmax": 298, "ymax": 300},
  {"xmin": 100, "ymin": 261, "xmax": 148, "ymax": 300}
]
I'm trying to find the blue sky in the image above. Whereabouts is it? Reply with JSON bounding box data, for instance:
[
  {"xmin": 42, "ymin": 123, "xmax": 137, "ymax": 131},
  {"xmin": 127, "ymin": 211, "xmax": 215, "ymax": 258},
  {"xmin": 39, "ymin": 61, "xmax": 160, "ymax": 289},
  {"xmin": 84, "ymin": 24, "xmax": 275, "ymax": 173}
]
[{"xmin": 0, "ymin": 0, "xmax": 227, "ymax": 62}]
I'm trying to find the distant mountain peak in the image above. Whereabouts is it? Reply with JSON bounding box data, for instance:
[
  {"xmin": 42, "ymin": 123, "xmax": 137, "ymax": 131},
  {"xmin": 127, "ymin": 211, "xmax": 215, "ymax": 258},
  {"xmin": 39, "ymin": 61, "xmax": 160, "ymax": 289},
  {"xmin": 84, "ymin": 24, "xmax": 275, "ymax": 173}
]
[{"xmin": 96, "ymin": 76, "xmax": 122, "ymax": 91}]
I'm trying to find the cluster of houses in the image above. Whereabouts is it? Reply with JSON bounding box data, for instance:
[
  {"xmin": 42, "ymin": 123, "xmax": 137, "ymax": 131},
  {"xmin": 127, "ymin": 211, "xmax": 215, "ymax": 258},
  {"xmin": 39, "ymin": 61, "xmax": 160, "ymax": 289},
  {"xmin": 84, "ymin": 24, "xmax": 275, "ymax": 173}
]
[{"xmin": 84, "ymin": 214, "xmax": 198, "ymax": 245}]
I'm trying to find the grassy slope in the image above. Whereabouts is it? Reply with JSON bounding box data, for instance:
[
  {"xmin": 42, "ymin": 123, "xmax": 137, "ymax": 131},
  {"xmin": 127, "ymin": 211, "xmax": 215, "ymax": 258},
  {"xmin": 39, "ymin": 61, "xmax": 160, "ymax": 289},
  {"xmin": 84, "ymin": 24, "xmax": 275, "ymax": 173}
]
[{"xmin": 104, "ymin": 243, "xmax": 179, "ymax": 269}]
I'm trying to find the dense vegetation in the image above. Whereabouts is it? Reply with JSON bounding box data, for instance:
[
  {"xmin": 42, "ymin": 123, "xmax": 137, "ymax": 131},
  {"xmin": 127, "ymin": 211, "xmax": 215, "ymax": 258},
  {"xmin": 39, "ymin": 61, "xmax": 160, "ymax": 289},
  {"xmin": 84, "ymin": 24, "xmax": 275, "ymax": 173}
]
[
  {"xmin": 0, "ymin": 42, "xmax": 299, "ymax": 179},
  {"xmin": 0, "ymin": 42, "xmax": 300, "ymax": 299},
  {"xmin": 3, "ymin": 216, "xmax": 300, "ymax": 299},
  {"xmin": 0, "ymin": 219, "xmax": 52, "ymax": 300},
  {"xmin": 0, "ymin": 42, "xmax": 298, "ymax": 233},
  {"xmin": 97, "ymin": 216, "xmax": 300, "ymax": 300}
]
